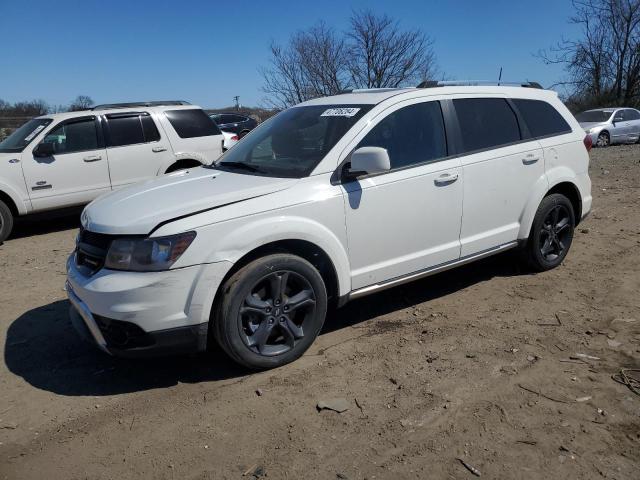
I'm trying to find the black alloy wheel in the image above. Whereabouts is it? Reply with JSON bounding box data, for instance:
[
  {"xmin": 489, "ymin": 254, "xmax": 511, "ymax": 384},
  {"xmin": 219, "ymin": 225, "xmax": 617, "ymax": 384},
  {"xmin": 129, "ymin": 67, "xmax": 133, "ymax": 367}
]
[
  {"xmin": 239, "ymin": 270, "xmax": 316, "ymax": 356},
  {"xmin": 538, "ymin": 204, "xmax": 572, "ymax": 262},
  {"xmin": 213, "ymin": 253, "xmax": 328, "ymax": 369}
]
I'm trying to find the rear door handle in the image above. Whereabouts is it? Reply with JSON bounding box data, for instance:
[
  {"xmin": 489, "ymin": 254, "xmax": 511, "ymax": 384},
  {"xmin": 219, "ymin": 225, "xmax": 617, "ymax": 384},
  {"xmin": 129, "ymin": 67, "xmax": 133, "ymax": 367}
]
[
  {"xmin": 152, "ymin": 146, "xmax": 167, "ymax": 153},
  {"xmin": 522, "ymin": 154, "xmax": 540, "ymax": 165},
  {"xmin": 83, "ymin": 155, "xmax": 102, "ymax": 162},
  {"xmin": 434, "ymin": 172, "xmax": 459, "ymax": 186}
]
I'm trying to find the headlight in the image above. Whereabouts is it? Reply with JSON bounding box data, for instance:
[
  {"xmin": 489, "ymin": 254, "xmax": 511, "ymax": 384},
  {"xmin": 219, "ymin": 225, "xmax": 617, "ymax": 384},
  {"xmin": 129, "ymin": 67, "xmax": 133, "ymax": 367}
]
[{"xmin": 104, "ymin": 231, "xmax": 196, "ymax": 271}]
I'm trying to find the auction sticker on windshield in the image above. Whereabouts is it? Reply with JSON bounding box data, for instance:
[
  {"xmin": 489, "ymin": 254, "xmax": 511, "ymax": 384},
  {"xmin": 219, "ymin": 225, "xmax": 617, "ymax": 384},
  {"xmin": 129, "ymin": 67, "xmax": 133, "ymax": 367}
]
[
  {"xmin": 24, "ymin": 125, "xmax": 46, "ymax": 142},
  {"xmin": 320, "ymin": 107, "xmax": 361, "ymax": 117}
]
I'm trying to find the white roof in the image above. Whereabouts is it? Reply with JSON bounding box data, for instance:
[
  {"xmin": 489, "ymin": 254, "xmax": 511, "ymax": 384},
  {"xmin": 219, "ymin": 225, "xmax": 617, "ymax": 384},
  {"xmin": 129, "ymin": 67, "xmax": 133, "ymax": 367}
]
[{"xmin": 298, "ymin": 86, "xmax": 558, "ymax": 107}]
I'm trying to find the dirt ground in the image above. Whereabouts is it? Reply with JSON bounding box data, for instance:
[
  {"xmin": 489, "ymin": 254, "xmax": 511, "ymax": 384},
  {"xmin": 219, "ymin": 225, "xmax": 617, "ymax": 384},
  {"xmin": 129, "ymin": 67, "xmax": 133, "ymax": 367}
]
[{"xmin": 1, "ymin": 145, "xmax": 639, "ymax": 480}]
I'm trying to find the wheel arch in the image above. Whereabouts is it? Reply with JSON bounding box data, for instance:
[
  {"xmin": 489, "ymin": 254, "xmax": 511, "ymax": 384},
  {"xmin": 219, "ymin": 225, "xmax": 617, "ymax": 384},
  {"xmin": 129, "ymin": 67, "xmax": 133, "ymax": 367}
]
[
  {"xmin": 0, "ymin": 185, "xmax": 28, "ymax": 215},
  {"xmin": 518, "ymin": 171, "xmax": 584, "ymax": 240},
  {"xmin": 211, "ymin": 239, "xmax": 341, "ymax": 316},
  {"xmin": 164, "ymin": 158, "xmax": 202, "ymax": 173},
  {"xmin": 157, "ymin": 151, "xmax": 208, "ymax": 175}
]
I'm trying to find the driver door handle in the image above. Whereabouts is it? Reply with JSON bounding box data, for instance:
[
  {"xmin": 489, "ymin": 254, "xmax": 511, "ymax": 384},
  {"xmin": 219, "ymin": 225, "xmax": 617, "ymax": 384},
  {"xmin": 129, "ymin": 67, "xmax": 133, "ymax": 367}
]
[
  {"xmin": 83, "ymin": 155, "xmax": 102, "ymax": 162},
  {"xmin": 152, "ymin": 146, "xmax": 167, "ymax": 153},
  {"xmin": 434, "ymin": 172, "xmax": 459, "ymax": 186},
  {"xmin": 522, "ymin": 154, "xmax": 540, "ymax": 165}
]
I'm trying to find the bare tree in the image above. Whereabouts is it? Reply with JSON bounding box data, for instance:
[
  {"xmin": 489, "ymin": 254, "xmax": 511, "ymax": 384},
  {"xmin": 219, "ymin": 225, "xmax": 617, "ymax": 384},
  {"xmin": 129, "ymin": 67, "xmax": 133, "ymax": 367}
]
[
  {"xmin": 540, "ymin": 0, "xmax": 640, "ymax": 107},
  {"xmin": 68, "ymin": 95, "xmax": 94, "ymax": 111},
  {"xmin": 260, "ymin": 13, "xmax": 438, "ymax": 107},
  {"xmin": 346, "ymin": 10, "xmax": 437, "ymax": 89},
  {"xmin": 260, "ymin": 22, "xmax": 348, "ymax": 108}
]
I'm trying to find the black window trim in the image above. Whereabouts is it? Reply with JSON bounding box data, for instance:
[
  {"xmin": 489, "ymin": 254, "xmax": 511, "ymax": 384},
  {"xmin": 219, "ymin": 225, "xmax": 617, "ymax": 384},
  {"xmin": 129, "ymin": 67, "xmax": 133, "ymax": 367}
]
[
  {"xmin": 448, "ymin": 97, "xmax": 528, "ymax": 157},
  {"xmin": 165, "ymin": 108, "xmax": 222, "ymax": 138},
  {"xmin": 333, "ymin": 99, "xmax": 455, "ymax": 184},
  {"xmin": 34, "ymin": 115, "xmax": 105, "ymax": 155},
  {"xmin": 510, "ymin": 98, "xmax": 573, "ymax": 141},
  {"xmin": 102, "ymin": 111, "xmax": 161, "ymax": 148}
]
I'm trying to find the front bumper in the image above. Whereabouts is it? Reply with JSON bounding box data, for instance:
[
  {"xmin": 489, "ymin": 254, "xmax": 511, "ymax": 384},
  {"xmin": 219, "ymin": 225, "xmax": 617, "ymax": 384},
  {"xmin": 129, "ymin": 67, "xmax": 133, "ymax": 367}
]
[{"xmin": 66, "ymin": 254, "xmax": 233, "ymax": 357}]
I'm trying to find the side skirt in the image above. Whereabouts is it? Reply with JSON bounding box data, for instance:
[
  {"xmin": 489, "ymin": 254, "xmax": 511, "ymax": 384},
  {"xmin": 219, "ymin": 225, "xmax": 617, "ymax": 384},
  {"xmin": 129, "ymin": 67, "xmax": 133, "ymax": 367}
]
[{"xmin": 339, "ymin": 241, "xmax": 519, "ymax": 306}]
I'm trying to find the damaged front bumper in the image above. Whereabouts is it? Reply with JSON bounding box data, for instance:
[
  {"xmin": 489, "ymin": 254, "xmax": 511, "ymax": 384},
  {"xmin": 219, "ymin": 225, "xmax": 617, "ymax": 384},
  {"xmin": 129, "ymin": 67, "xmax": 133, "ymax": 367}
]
[{"xmin": 66, "ymin": 254, "xmax": 233, "ymax": 357}]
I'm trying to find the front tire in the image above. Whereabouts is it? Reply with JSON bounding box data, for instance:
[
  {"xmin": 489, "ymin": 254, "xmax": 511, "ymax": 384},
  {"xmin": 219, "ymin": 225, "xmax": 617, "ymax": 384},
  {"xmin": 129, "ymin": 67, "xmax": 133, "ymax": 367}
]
[
  {"xmin": 596, "ymin": 131, "xmax": 610, "ymax": 147},
  {"xmin": 0, "ymin": 199, "xmax": 14, "ymax": 243},
  {"xmin": 523, "ymin": 193, "xmax": 575, "ymax": 272},
  {"xmin": 213, "ymin": 254, "xmax": 328, "ymax": 370}
]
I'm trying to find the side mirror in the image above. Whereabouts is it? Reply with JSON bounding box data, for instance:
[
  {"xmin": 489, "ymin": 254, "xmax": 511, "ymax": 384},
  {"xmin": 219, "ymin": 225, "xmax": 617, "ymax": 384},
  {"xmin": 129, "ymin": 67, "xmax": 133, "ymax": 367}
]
[
  {"xmin": 33, "ymin": 142, "xmax": 55, "ymax": 158},
  {"xmin": 348, "ymin": 146, "xmax": 391, "ymax": 177}
]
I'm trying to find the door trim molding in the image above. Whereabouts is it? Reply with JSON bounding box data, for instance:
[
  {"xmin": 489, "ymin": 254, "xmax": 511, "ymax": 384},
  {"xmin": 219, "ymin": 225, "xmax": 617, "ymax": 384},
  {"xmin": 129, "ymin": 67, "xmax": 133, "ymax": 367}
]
[{"xmin": 347, "ymin": 241, "xmax": 518, "ymax": 301}]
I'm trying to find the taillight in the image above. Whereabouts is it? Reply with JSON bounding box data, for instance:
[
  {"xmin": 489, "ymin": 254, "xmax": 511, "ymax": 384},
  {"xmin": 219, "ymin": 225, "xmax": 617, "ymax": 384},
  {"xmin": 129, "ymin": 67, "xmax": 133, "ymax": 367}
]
[
  {"xmin": 231, "ymin": 135, "xmax": 239, "ymax": 141},
  {"xmin": 583, "ymin": 134, "xmax": 593, "ymax": 152}
]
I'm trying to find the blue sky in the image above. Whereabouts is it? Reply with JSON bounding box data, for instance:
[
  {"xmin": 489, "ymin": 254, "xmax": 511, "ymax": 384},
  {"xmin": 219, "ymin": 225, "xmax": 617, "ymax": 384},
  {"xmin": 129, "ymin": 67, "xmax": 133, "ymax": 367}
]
[{"xmin": 0, "ymin": 0, "xmax": 579, "ymax": 108}]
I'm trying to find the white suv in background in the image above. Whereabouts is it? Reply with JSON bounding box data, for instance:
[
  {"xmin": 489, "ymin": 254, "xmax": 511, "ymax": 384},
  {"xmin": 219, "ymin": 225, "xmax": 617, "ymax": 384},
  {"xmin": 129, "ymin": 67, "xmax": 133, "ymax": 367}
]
[
  {"xmin": 67, "ymin": 82, "xmax": 592, "ymax": 370},
  {"xmin": 0, "ymin": 101, "xmax": 224, "ymax": 242}
]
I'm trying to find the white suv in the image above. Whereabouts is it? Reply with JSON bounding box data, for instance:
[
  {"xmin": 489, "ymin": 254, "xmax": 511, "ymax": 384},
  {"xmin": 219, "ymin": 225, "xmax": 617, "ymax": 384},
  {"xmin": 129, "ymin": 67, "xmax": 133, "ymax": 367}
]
[
  {"xmin": 0, "ymin": 101, "xmax": 224, "ymax": 242},
  {"xmin": 66, "ymin": 83, "xmax": 592, "ymax": 369}
]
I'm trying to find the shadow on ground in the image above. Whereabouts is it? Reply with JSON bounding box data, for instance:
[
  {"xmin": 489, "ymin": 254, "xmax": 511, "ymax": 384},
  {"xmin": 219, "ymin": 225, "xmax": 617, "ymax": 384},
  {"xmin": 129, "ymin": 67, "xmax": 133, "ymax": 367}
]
[
  {"xmin": 4, "ymin": 252, "xmax": 525, "ymax": 397},
  {"xmin": 10, "ymin": 209, "xmax": 82, "ymax": 239}
]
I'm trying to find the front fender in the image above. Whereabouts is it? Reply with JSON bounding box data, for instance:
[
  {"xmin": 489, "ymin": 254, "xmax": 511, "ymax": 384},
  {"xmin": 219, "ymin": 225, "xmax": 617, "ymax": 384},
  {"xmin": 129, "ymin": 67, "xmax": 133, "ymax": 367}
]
[
  {"xmin": 0, "ymin": 181, "xmax": 30, "ymax": 215},
  {"xmin": 207, "ymin": 215, "xmax": 351, "ymax": 296}
]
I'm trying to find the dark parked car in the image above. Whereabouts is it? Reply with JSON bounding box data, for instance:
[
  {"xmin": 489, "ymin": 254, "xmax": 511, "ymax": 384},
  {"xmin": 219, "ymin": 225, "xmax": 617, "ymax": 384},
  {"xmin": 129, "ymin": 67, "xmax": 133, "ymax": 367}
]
[{"xmin": 209, "ymin": 113, "xmax": 257, "ymax": 136}]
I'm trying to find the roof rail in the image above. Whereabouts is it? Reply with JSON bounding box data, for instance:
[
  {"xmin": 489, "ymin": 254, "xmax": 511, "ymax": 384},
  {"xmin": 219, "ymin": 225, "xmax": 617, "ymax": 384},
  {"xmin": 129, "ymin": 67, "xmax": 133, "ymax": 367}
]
[
  {"xmin": 91, "ymin": 100, "xmax": 191, "ymax": 110},
  {"xmin": 416, "ymin": 80, "xmax": 543, "ymax": 89},
  {"xmin": 338, "ymin": 87, "xmax": 404, "ymax": 94}
]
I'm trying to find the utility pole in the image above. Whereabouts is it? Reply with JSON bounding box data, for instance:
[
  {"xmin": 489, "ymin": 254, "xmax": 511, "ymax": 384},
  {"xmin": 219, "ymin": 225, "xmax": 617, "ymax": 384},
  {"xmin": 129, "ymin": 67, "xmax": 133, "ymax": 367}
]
[{"xmin": 233, "ymin": 96, "xmax": 240, "ymax": 111}]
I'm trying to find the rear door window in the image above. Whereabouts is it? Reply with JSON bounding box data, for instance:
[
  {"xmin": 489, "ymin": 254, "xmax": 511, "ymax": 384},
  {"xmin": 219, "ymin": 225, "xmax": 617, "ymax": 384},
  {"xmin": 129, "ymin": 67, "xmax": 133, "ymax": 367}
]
[
  {"xmin": 106, "ymin": 113, "xmax": 160, "ymax": 147},
  {"xmin": 512, "ymin": 99, "xmax": 572, "ymax": 138},
  {"xmin": 357, "ymin": 101, "xmax": 447, "ymax": 169},
  {"xmin": 165, "ymin": 109, "xmax": 221, "ymax": 138},
  {"xmin": 453, "ymin": 98, "xmax": 521, "ymax": 153}
]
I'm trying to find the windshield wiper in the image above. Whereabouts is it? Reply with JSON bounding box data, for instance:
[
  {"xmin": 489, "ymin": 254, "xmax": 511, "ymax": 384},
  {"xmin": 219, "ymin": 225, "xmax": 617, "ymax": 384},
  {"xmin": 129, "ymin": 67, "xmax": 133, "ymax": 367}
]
[{"xmin": 215, "ymin": 161, "xmax": 264, "ymax": 173}]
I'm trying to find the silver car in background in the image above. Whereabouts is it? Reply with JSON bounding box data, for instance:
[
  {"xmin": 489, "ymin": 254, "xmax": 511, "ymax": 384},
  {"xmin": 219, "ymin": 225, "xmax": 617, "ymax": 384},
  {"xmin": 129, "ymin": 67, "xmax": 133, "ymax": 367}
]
[{"xmin": 577, "ymin": 108, "xmax": 640, "ymax": 147}]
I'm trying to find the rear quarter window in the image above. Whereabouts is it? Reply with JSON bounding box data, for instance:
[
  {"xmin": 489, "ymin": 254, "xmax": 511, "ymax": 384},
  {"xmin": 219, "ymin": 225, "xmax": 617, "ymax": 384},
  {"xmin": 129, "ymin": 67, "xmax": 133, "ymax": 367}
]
[
  {"xmin": 165, "ymin": 109, "xmax": 221, "ymax": 138},
  {"xmin": 513, "ymin": 99, "xmax": 572, "ymax": 138},
  {"xmin": 453, "ymin": 98, "xmax": 521, "ymax": 153}
]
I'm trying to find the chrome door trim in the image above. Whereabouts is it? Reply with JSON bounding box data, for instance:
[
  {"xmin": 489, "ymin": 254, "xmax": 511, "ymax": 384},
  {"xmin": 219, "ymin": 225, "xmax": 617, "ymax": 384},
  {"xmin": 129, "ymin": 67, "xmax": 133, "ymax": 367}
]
[{"xmin": 348, "ymin": 241, "xmax": 518, "ymax": 300}]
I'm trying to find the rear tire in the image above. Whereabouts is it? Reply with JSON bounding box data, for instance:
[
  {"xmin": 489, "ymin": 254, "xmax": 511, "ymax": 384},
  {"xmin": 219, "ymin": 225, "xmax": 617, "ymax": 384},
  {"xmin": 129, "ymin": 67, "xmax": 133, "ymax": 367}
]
[
  {"xmin": 213, "ymin": 254, "xmax": 328, "ymax": 370},
  {"xmin": 523, "ymin": 193, "xmax": 575, "ymax": 272},
  {"xmin": 0, "ymin": 199, "xmax": 14, "ymax": 243}
]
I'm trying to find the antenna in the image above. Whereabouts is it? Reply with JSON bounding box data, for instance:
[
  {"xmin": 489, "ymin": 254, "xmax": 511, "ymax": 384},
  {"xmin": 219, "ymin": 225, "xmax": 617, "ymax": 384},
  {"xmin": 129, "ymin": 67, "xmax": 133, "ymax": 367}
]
[{"xmin": 498, "ymin": 67, "xmax": 503, "ymax": 86}]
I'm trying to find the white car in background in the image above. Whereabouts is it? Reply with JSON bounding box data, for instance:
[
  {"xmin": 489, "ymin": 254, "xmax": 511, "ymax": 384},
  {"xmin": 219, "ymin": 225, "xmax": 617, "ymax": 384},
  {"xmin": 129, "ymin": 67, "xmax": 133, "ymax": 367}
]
[
  {"xmin": 0, "ymin": 101, "xmax": 225, "ymax": 242},
  {"xmin": 67, "ymin": 82, "xmax": 592, "ymax": 370},
  {"xmin": 577, "ymin": 107, "xmax": 640, "ymax": 147}
]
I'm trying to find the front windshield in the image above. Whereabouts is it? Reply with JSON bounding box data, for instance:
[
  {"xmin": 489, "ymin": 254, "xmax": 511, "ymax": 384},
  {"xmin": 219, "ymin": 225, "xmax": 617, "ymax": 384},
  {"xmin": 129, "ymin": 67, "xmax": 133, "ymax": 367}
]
[
  {"xmin": 214, "ymin": 104, "xmax": 372, "ymax": 178},
  {"xmin": 0, "ymin": 118, "xmax": 53, "ymax": 153},
  {"xmin": 575, "ymin": 110, "xmax": 613, "ymax": 123}
]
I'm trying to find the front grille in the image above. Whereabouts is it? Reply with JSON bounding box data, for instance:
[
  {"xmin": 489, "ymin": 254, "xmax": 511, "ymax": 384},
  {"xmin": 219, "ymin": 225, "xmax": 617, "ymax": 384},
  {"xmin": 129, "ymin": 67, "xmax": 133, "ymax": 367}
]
[
  {"xmin": 76, "ymin": 228, "xmax": 116, "ymax": 273},
  {"xmin": 79, "ymin": 228, "xmax": 114, "ymax": 250}
]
